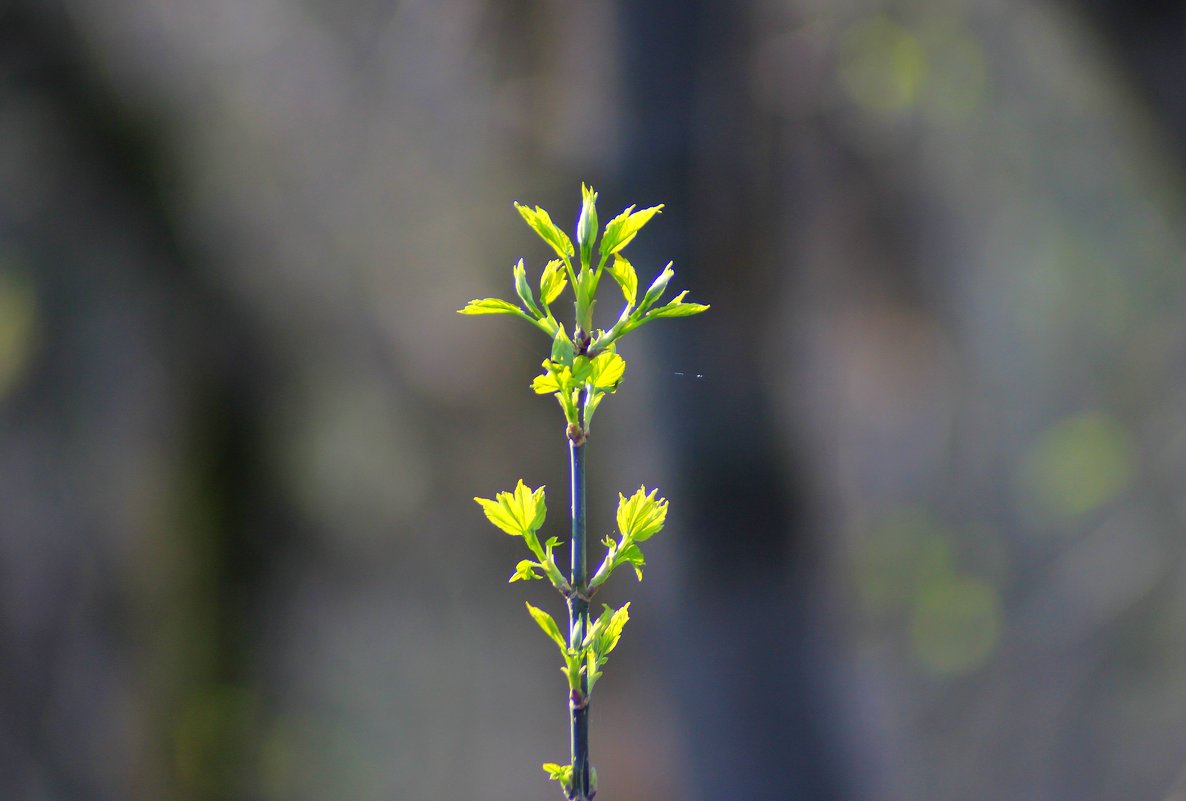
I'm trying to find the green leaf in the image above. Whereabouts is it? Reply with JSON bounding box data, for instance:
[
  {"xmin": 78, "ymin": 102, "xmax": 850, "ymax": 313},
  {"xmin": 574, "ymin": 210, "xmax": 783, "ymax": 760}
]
[
  {"xmin": 607, "ymin": 254, "xmax": 638, "ymax": 307},
  {"xmin": 637, "ymin": 263, "xmax": 674, "ymax": 313},
  {"xmin": 457, "ymin": 298, "xmax": 526, "ymax": 316},
  {"xmin": 474, "ymin": 480, "xmax": 546, "ymax": 537},
  {"xmin": 510, "ymin": 560, "xmax": 542, "ymax": 582},
  {"xmin": 539, "ymin": 259, "xmax": 567, "ymax": 305},
  {"xmin": 542, "ymin": 763, "xmax": 574, "ymax": 789},
  {"xmin": 514, "ymin": 203, "xmax": 574, "ymax": 260},
  {"xmin": 593, "ymin": 602, "xmax": 630, "ymax": 658},
  {"xmin": 531, "ymin": 373, "xmax": 561, "ymax": 395},
  {"xmin": 647, "ymin": 290, "xmax": 710, "ymax": 319},
  {"xmin": 571, "ymin": 355, "xmax": 593, "ymax": 384},
  {"xmin": 551, "ymin": 327, "xmax": 575, "ymax": 366},
  {"xmin": 589, "ymin": 352, "xmax": 626, "ymax": 392},
  {"xmin": 532, "ymin": 360, "xmax": 573, "ymax": 395},
  {"xmin": 616, "ymin": 486, "xmax": 668, "ymax": 541},
  {"xmin": 600, "ymin": 204, "xmax": 663, "ymax": 259},
  {"xmin": 583, "ymin": 389, "xmax": 606, "ymax": 431},
  {"xmin": 619, "ymin": 543, "xmax": 646, "ymax": 581},
  {"xmin": 526, "ymin": 602, "xmax": 567, "ymax": 650},
  {"xmin": 513, "ymin": 259, "xmax": 542, "ymax": 318}
]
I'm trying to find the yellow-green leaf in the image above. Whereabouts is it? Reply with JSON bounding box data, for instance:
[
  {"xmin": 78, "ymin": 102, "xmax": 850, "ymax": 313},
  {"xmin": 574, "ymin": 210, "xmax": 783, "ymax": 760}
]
[
  {"xmin": 526, "ymin": 602, "xmax": 568, "ymax": 650},
  {"xmin": 589, "ymin": 352, "xmax": 626, "ymax": 392},
  {"xmin": 458, "ymin": 298, "xmax": 526, "ymax": 316},
  {"xmin": 540, "ymin": 259, "xmax": 567, "ymax": 305},
  {"xmin": 600, "ymin": 204, "xmax": 663, "ymax": 259},
  {"xmin": 594, "ymin": 602, "xmax": 630, "ymax": 658},
  {"xmin": 637, "ymin": 263, "xmax": 674, "ymax": 312},
  {"xmin": 647, "ymin": 290, "xmax": 710, "ymax": 319},
  {"xmin": 474, "ymin": 480, "xmax": 546, "ymax": 537},
  {"xmin": 515, "ymin": 202, "xmax": 574, "ymax": 260},
  {"xmin": 513, "ymin": 258, "xmax": 542, "ymax": 318},
  {"xmin": 510, "ymin": 560, "xmax": 542, "ymax": 583},
  {"xmin": 607, "ymin": 254, "xmax": 638, "ymax": 306},
  {"xmin": 616, "ymin": 486, "xmax": 667, "ymax": 542}
]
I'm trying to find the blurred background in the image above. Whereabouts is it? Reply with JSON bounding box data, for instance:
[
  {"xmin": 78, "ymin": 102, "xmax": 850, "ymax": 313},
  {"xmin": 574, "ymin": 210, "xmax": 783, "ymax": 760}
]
[{"xmin": 3, "ymin": 0, "xmax": 1186, "ymax": 799}]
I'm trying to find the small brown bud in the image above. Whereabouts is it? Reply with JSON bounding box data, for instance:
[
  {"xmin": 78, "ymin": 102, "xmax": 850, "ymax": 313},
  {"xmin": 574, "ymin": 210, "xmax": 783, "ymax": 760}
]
[{"xmin": 566, "ymin": 423, "xmax": 587, "ymax": 445}]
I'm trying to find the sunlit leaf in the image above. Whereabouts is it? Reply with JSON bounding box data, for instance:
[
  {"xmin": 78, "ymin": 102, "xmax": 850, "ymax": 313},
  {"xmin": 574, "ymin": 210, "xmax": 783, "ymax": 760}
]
[
  {"xmin": 593, "ymin": 602, "xmax": 630, "ymax": 658},
  {"xmin": 636, "ymin": 263, "xmax": 674, "ymax": 313},
  {"xmin": 647, "ymin": 290, "xmax": 710, "ymax": 319},
  {"xmin": 616, "ymin": 486, "xmax": 668, "ymax": 541},
  {"xmin": 542, "ymin": 763, "xmax": 574, "ymax": 788},
  {"xmin": 619, "ymin": 543, "xmax": 646, "ymax": 581},
  {"xmin": 510, "ymin": 560, "xmax": 543, "ymax": 582},
  {"xmin": 607, "ymin": 255, "xmax": 638, "ymax": 307},
  {"xmin": 474, "ymin": 479, "xmax": 546, "ymax": 537},
  {"xmin": 515, "ymin": 203, "xmax": 574, "ymax": 260},
  {"xmin": 589, "ymin": 352, "xmax": 626, "ymax": 392},
  {"xmin": 457, "ymin": 298, "xmax": 526, "ymax": 316},
  {"xmin": 539, "ymin": 259, "xmax": 567, "ymax": 305},
  {"xmin": 600, "ymin": 204, "xmax": 663, "ymax": 259},
  {"xmin": 526, "ymin": 602, "xmax": 568, "ymax": 650},
  {"xmin": 551, "ymin": 327, "xmax": 575, "ymax": 366},
  {"xmin": 513, "ymin": 259, "xmax": 542, "ymax": 318}
]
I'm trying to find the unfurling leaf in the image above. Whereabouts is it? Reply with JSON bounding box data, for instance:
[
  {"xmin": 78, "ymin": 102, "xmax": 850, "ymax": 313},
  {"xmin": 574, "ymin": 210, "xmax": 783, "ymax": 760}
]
[
  {"xmin": 457, "ymin": 298, "xmax": 526, "ymax": 316},
  {"xmin": 526, "ymin": 602, "xmax": 568, "ymax": 650},
  {"xmin": 474, "ymin": 480, "xmax": 547, "ymax": 537},
  {"xmin": 577, "ymin": 183, "xmax": 599, "ymax": 269},
  {"xmin": 514, "ymin": 202, "xmax": 574, "ymax": 260},
  {"xmin": 532, "ymin": 360, "xmax": 570, "ymax": 395},
  {"xmin": 539, "ymin": 259, "xmax": 567, "ymax": 305},
  {"xmin": 513, "ymin": 259, "xmax": 542, "ymax": 318},
  {"xmin": 600, "ymin": 204, "xmax": 663, "ymax": 259},
  {"xmin": 531, "ymin": 373, "xmax": 561, "ymax": 395},
  {"xmin": 542, "ymin": 763, "xmax": 574, "ymax": 790},
  {"xmin": 636, "ymin": 263, "xmax": 675, "ymax": 313},
  {"xmin": 510, "ymin": 560, "xmax": 543, "ymax": 582},
  {"xmin": 592, "ymin": 603, "xmax": 630, "ymax": 658},
  {"xmin": 647, "ymin": 290, "xmax": 710, "ymax": 319},
  {"xmin": 616, "ymin": 486, "xmax": 668, "ymax": 541},
  {"xmin": 607, "ymin": 254, "xmax": 638, "ymax": 307}
]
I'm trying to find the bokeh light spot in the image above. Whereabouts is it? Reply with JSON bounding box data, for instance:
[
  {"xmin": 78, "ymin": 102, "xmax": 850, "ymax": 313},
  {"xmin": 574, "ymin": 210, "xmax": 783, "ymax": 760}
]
[
  {"xmin": 0, "ymin": 265, "xmax": 36, "ymax": 400},
  {"xmin": 909, "ymin": 573, "xmax": 1002, "ymax": 675},
  {"xmin": 856, "ymin": 507, "xmax": 953, "ymax": 617},
  {"xmin": 1018, "ymin": 412, "xmax": 1135, "ymax": 521},
  {"xmin": 838, "ymin": 16, "xmax": 928, "ymax": 115}
]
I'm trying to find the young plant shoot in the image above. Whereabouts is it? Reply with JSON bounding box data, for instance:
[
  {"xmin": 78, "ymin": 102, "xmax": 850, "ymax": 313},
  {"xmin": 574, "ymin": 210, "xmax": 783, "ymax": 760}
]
[{"xmin": 460, "ymin": 185, "xmax": 707, "ymax": 800}]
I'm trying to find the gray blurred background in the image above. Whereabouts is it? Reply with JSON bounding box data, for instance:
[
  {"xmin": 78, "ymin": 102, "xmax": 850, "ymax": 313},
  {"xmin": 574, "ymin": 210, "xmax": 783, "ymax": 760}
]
[{"xmin": 3, "ymin": 0, "xmax": 1186, "ymax": 800}]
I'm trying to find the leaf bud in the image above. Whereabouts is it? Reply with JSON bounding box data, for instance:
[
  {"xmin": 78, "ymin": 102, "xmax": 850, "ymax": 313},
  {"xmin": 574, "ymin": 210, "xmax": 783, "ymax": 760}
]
[{"xmin": 577, "ymin": 183, "xmax": 598, "ymax": 268}]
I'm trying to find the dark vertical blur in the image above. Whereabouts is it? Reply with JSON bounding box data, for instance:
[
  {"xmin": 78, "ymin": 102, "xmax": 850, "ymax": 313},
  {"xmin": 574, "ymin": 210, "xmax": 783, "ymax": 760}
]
[{"xmin": 618, "ymin": 2, "xmax": 855, "ymax": 800}]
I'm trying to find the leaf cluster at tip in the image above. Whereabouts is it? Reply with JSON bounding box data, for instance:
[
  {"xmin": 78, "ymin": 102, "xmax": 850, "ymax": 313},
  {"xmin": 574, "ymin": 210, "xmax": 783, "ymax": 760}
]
[
  {"xmin": 457, "ymin": 185, "xmax": 706, "ymax": 379},
  {"xmin": 458, "ymin": 184, "xmax": 709, "ymax": 433}
]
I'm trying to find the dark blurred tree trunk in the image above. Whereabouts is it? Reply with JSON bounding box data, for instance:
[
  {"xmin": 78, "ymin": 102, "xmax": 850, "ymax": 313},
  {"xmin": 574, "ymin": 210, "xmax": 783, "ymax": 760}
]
[{"xmin": 617, "ymin": 3, "xmax": 858, "ymax": 800}]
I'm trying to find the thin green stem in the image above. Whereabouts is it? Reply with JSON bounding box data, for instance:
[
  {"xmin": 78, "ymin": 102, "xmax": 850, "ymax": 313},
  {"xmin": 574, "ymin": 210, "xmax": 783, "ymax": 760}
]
[{"xmin": 568, "ymin": 436, "xmax": 592, "ymax": 800}]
